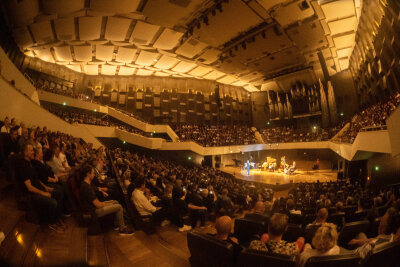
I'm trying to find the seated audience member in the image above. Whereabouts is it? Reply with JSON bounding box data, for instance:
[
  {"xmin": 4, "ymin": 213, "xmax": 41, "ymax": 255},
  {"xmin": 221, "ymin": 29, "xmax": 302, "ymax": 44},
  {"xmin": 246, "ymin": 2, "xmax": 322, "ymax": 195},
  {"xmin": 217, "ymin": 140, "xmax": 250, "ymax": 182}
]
[
  {"xmin": 287, "ymin": 198, "xmax": 302, "ymax": 215},
  {"xmin": 350, "ymin": 207, "xmax": 400, "ymax": 259},
  {"xmin": 212, "ymin": 216, "xmax": 242, "ymax": 257},
  {"xmin": 249, "ymin": 213, "xmax": 305, "ymax": 255},
  {"xmin": 217, "ymin": 188, "xmax": 239, "ymax": 216},
  {"xmin": 245, "ymin": 201, "xmax": 270, "ymax": 225},
  {"xmin": 79, "ymin": 165, "xmax": 133, "ymax": 235},
  {"xmin": 308, "ymin": 208, "xmax": 328, "ymax": 226},
  {"xmin": 3, "ymin": 126, "xmax": 19, "ymax": 158},
  {"xmin": 299, "ymin": 223, "xmax": 340, "ymax": 267},
  {"xmin": 172, "ymin": 179, "xmax": 192, "ymax": 232},
  {"xmin": 131, "ymin": 177, "xmax": 169, "ymax": 226},
  {"xmin": 1, "ymin": 117, "xmax": 10, "ymax": 133},
  {"xmin": 46, "ymin": 146, "xmax": 69, "ymax": 178},
  {"xmin": 186, "ymin": 188, "xmax": 214, "ymax": 229},
  {"xmin": 17, "ymin": 143, "xmax": 65, "ymax": 232}
]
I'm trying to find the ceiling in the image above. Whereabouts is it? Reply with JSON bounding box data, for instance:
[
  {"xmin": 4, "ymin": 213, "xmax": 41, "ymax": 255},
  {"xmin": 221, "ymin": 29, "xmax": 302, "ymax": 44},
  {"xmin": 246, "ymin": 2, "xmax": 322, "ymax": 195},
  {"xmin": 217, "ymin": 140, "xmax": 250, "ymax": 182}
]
[{"xmin": 2, "ymin": 0, "xmax": 361, "ymax": 92}]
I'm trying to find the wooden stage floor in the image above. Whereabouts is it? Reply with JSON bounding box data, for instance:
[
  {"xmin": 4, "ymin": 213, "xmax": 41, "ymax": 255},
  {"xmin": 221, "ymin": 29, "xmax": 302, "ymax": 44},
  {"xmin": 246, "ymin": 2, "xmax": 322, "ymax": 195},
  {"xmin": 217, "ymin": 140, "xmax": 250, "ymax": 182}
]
[{"xmin": 221, "ymin": 166, "xmax": 338, "ymax": 185}]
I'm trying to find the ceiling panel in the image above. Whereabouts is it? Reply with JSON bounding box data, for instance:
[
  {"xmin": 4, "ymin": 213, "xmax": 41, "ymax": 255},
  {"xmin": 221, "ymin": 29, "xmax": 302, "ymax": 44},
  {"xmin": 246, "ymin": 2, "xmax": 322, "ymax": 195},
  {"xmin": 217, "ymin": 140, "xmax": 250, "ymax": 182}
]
[
  {"xmin": 202, "ymin": 70, "xmax": 225, "ymax": 80},
  {"xmin": 105, "ymin": 17, "xmax": 132, "ymax": 41},
  {"xmin": 175, "ymin": 37, "xmax": 208, "ymax": 59},
  {"xmin": 321, "ymin": 0, "xmax": 356, "ymax": 21},
  {"xmin": 337, "ymin": 47, "xmax": 353, "ymax": 58},
  {"xmin": 188, "ymin": 66, "xmax": 212, "ymax": 77},
  {"xmin": 192, "ymin": 0, "xmax": 263, "ymax": 47},
  {"xmin": 154, "ymin": 55, "xmax": 179, "ymax": 69},
  {"xmin": 136, "ymin": 69, "xmax": 154, "ymax": 76},
  {"xmin": 65, "ymin": 64, "xmax": 82, "ymax": 72},
  {"xmin": 142, "ymin": 0, "xmax": 205, "ymax": 28},
  {"xmin": 261, "ymin": 81, "xmax": 280, "ymax": 91},
  {"xmin": 74, "ymin": 45, "xmax": 93, "ymax": 61},
  {"xmin": 29, "ymin": 21, "xmax": 54, "ymax": 44},
  {"xmin": 328, "ymin": 16, "xmax": 357, "ymax": 35},
  {"xmin": 96, "ymin": 44, "xmax": 115, "ymax": 61},
  {"xmin": 130, "ymin": 21, "xmax": 160, "ymax": 45},
  {"xmin": 154, "ymin": 71, "xmax": 171, "ymax": 77},
  {"xmin": 271, "ymin": 0, "xmax": 314, "ymax": 27},
  {"xmin": 54, "ymin": 46, "xmax": 73, "ymax": 61},
  {"xmin": 115, "ymin": 46, "xmax": 137, "ymax": 63},
  {"xmin": 33, "ymin": 47, "xmax": 55, "ymax": 63},
  {"xmin": 217, "ymin": 75, "xmax": 238, "ymax": 85},
  {"xmin": 90, "ymin": 0, "xmax": 140, "ymax": 13},
  {"xmin": 101, "ymin": 64, "xmax": 117, "ymax": 75},
  {"xmin": 79, "ymin": 16, "xmax": 102, "ymax": 40},
  {"xmin": 286, "ymin": 20, "xmax": 328, "ymax": 52},
  {"xmin": 197, "ymin": 48, "xmax": 220, "ymax": 65},
  {"xmin": 13, "ymin": 27, "xmax": 34, "ymax": 48},
  {"xmin": 135, "ymin": 50, "xmax": 159, "ymax": 66},
  {"xmin": 333, "ymin": 33, "xmax": 355, "ymax": 49},
  {"xmin": 5, "ymin": 0, "xmax": 40, "ymax": 28},
  {"xmin": 249, "ymin": 47, "xmax": 305, "ymax": 73},
  {"xmin": 54, "ymin": 18, "xmax": 76, "ymax": 41},
  {"xmin": 41, "ymin": 0, "xmax": 85, "ymax": 17},
  {"xmin": 118, "ymin": 66, "xmax": 136, "ymax": 75},
  {"xmin": 152, "ymin": 28, "xmax": 183, "ymax": 50},
  {"xmin": 171, "ymin": 61, "xmax": 197, "ymax": 72},
  {"xmin": 256, "ymin": 0, "xmax": 287, "ymax": 12},
  {"xmin": 84, "ymin": 64, "xmax": 99, "ymax": 75}
]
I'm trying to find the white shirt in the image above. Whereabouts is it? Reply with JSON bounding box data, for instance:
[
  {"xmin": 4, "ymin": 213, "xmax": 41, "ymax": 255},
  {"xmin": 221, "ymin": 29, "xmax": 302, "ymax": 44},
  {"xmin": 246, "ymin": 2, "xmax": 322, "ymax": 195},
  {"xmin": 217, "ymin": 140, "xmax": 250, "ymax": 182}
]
[
  {"xmin": 59, "ymin": 152, "xmax": 70, "ymax": 168},
  {"xmin": 299, "ymin": 244, "xmax": 340, "ymax": 267},
  {"xmin": 0, "ymin": 126, "xmax": 9, "ymax": 133},
  {"xmin": 47, "ymin": 155, "xmax": 66, "ymax": 174},
  {"xmin": 131, "ymin": 189, "xmax": 157, "ymax": 216}
]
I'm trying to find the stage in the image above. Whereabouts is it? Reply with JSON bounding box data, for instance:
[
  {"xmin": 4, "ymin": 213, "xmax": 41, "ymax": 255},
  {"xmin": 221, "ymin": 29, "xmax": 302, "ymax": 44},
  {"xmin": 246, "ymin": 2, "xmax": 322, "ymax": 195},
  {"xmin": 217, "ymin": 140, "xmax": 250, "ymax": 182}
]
[{"xmin": 221, "ymin": 166, "xmax": 338, "ymax": 185}]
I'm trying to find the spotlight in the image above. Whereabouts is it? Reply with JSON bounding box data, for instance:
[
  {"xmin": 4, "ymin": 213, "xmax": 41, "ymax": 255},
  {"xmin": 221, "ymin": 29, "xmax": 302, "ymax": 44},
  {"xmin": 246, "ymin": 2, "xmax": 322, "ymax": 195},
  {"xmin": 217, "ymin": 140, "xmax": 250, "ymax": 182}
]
[
  {"xmin": 63, "ymin": 102, "xmax": 67, "ymax": 106},
  {"xmin": 375, "ymin": 166, "xmax": 379, "ymax": 171},
  {"xmin": 123, "ymin": 141, "xmax": 126, "ymax": 144},
  {"xmin": 261, "ymin": 31, "xmax": 266, "ymax": 39},
  {"xmin": 340, "ymin": 112, "xmax": 344, "ymax": 116},
  {"xmin": 241, "ymin": 42, "xmax": 246, "ymax": 50},
  {"xmin": 188, "ymin": 156, "xmax": 192, "ymax": 160}
]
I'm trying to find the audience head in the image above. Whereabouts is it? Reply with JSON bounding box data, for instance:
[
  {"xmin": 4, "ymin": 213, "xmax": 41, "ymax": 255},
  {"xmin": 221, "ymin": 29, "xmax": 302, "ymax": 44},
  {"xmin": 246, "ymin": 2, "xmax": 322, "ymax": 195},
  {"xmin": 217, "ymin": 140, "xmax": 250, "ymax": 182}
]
[
  {"xmin": 335, "ymin": 201, "xmax": 343, "ymax": 212},
  {"xmin": 34, "ymin": 146, "xmax": 42, "ymax": 160},
  {"xmin": 378, "ymin": 207, "xmax": 399, "ymax": 235},
  {"xmin": 23, "ymin": 142, "xmax": 34, "ymax": 160},
  {"xmin": 82, "ymin": 164, "xmax": 94, "ymax": 180},
  {"xmin": 286, "ymin": 199, "xmax": 295, "ymax": 211},
  {"xmin": 268, "ymin": 213, "xmax": 288, "ymax": 237},
  {"xmin": 311, "ymin": 223, "xmax": 338, "ymax": 252},
  {"xmin": 316, "ymin": 208, "xmax": 328, "ymax": 223},
  {"xmin": 254, "ymin": 201, "xmax": 265, "ymax": 214},
  {"xmin": 10, "ymin": 126, "xmax": 19, "ymax": 140},
  {"xmin": 134, "ymin": 177, "xmax": 146, "ymax": 190},
  {"xmin": 215, "ymin": 216, "xmax": 232, "ymax": 240}
]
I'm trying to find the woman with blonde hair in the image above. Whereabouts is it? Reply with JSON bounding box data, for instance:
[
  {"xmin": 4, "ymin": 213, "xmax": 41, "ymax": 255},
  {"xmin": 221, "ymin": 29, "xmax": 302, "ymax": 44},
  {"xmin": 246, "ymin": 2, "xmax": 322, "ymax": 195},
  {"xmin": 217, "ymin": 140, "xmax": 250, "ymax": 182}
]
[{"xmin": 299, "ymin": 223, "xmax": 340, "ymax": 267}]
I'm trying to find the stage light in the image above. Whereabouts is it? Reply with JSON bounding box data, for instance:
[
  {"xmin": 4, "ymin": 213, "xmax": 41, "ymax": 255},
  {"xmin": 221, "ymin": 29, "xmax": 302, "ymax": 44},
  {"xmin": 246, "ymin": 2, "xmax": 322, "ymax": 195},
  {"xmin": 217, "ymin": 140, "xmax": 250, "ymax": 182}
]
[
  {"xmin": 150, "ymin": 133, "xmax": 153, "ymax": 136},
  {"xmin": 94, "ymin": 109, "xmax": 97, "ymax": 112},
  {"xmin": 375, "ymin": 166, "xmax": 379, "ymax": 171},
  {"xmin": 63, "ymin": 102, "xmax": 66, "ymax": 106},
  {"xmin": 230, "ymin": 150, "xmax": 233, "ymax": 153},
  {"xmin": 367, "ymin": 176, "xmax": 370, "ymax": 181},
  {"xmin": 313, "ymin": 125, "xmax": 317, "ymax": 130},
  {"xmin": 153, "ymin": 130, "xmax": 156, "ymax": 133},
  {"xmin": 340, "ymin": 112, "xmax": 344, "ymax": 116},
  {"xmin": 267, "ymin": 121, "xmax": 270, "ymax": 125},
  {"xmin": 123, "ymin": 141, "xmax": 126, "ymax": 144},
  {"xmin": 188, "ymin": 156, "xmax": 192, "ymax": 160}
]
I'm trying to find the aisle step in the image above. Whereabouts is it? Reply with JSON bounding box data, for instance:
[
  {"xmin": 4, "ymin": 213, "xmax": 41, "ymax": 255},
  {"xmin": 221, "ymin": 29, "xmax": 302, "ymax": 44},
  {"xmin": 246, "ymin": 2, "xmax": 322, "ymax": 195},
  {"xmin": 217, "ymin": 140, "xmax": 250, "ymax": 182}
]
[{"xmin": 88, "ymin": 235, "xmax": 109, "ymax": 267}]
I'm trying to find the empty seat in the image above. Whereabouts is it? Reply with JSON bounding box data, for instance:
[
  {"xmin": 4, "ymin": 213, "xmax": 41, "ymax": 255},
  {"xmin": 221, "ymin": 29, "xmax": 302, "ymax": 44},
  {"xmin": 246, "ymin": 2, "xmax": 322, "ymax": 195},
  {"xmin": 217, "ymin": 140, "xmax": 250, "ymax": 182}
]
[
  {"xmin": 234, "ymin": 218, "xmax": 266, "ymax": 244},
  {"xmin": 338, "ymin": 220, "xmax": 370, "ymax": 248},
  {"xmin": 304, "ymin": 253, "xmax": 361, "ymax": 267},
  {"xmin": 282, "ymin": 223, "xmax": 303, "ymax": 242},
  {"xmin": 187, "ymin": 231, "xmax": 234, "ymax": 267},
  {"xmin": 237, "ymin": 248, "xmax": 296, "ymax": 267},
  {"xmin": 363, "ymin": 240, "xmax": 400, "ymax": 267}
]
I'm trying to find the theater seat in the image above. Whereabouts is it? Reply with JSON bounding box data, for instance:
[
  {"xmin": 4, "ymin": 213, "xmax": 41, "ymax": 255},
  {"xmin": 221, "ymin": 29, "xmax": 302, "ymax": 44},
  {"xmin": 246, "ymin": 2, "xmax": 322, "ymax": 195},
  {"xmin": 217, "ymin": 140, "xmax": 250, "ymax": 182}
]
[
  {"xmin": 234, "ymin": 218, "xmax": 266, "ymax": 244},
  {"xmin": 289, "ymin": 213, "xmax": 304, "ymax": 225},
  {"xmin": 338, "ymin": 220, "xmax": 369, "ymax": 248},
  {"xmin": 236, "ymin": 248, "xmax": 296, "ymax": 267},
  {"xmin": 363, "ymin": 240, "xmax": 400, "ymax": 267},
  {"xmin": 327, "ymin": 212, "xmax": 345, "ymax": 230},
  {"xmin": 187, "ymin": 231, "xmax": 234, "ymax": 267},
  {"xmin": 305, "ymin": 224, "xmax": 321, "ymax": 244},
  {"xmin": 304, "ymin": 253, "xmax": 361, "ymax": 267},
  {"xmin": 282, "ymin": 223, "xmax": 303, "ymax": 242}
]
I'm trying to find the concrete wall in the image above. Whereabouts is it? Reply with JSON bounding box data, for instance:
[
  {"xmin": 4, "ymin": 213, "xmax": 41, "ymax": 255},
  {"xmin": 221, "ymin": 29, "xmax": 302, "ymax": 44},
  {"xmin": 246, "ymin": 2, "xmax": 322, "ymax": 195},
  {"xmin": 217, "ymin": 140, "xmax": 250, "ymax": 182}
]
[
  {"xmin": 251, "ymin": 91, "xmax": 269, "ymax": 128},
  {"xmin": 330, "ymin": 70, "xmax": 358, "ymax": 120},
  {"xmin": 0, "ymin": 77, "xmax": 102, "ymax": 148},
  {"xmin": 0, "ymin": 47, "xmax": 39, "ymax": 104},
  {"xmin": 387, "ymin": 107, "xmax": 400, "ymax": 157}
]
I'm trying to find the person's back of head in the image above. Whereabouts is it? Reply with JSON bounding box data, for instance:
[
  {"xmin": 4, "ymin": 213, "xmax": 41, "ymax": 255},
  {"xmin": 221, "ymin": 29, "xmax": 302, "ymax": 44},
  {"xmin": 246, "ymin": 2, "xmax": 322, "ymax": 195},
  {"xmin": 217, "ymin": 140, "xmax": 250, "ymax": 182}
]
[
  {"xmin": 254, "ymin": 201, "xmax": 265, "ymax": 214},
  {"xmin": 316, "ymin": 208, "xmax": 328, "ymax": 223},
  {"xmin": 134, "ymin": 176, "xmax": 146, "ymax": 189},
  {"xmin": 312, "ymin": 223, "xmax": 338, "ymax": 252},
  {"xmin": 335, "ymin": 201, "xmax": 343, "ymax": 212},
  {"xmin": 268, "ymin": 213, "xmax": 288, "ymax": 237},
  {"xmin": 286, "ymin": 199, "xmax": 295, "ymax": 211},
  {"xmin": 215, "ymin": 216, "xmax": 232, "ymax": 240}
]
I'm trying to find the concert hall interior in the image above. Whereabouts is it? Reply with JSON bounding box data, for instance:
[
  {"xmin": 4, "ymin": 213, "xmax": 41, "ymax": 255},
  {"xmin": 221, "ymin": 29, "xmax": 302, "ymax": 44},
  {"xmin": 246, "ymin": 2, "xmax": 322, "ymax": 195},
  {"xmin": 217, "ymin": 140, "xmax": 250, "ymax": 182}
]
[{"xmin": 1, "ymin": 0, "xmax": 400, "ymax": 266}]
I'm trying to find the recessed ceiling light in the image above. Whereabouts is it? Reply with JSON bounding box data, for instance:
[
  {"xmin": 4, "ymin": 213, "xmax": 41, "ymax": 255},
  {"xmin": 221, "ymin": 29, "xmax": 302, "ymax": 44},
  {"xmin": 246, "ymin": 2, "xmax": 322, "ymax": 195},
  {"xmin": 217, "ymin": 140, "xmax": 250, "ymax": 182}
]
[{"xmin": 153, "ymin": 59, "xmax": 158, "ymax": 62}]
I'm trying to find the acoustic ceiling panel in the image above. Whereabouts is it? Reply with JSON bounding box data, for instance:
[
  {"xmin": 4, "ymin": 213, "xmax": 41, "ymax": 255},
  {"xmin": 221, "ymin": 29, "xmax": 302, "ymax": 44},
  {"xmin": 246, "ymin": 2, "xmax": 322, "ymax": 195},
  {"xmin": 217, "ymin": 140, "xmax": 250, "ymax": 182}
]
[
  {"xmin": 41, "ymin": 0, "xmax": 85, "ymax": 17},
  {"xmin": 65, "ymin": 64, "xmax": 82, "ymax": 72},
  {"xmin": 175, "ymin": 37, "xmax": 208, "ymax": 59},
  {"xmin": 6, "ymin": 0, "xmax": 40, "ymax": 28},
  {"xmin": 54, "ymin": 46, "xmax": 73, "ymax": 62},
  {"xmin": 74, "ymin": 45, "xmax": 93, "ymax": 61},
  {"xmin": 328, "ymin": 16, "xmax": 357, "ymax": 36},
  {"xmin": 333, "ymin": 33, "xmax": 356, "ymax": 49},
  {"xmin": 130, "ymin": 21, "xmax": 160, "ymax": 45},
  {"xmin": 90, "ymin": 0, "xmax": 140, "ymax": 14},
  {"xmin": 135, "ymin": 50, "xmax": 159, "ymax": 66},
  {"xmin": 29, "ymin": 21, "xmax": 54, "ymax": 44},
  {"xmin": 115, "ymin": 46, "xmax": 137, "ymax": 63},
  {"xmin": 197, "ymin": 48, "xmax": 220, "ymax": 65},
  {"xmin": 101, "ymin": 65, "xmax": 117, "ymax": 75},
  {"xmin": 321, "ymin": 0, "xmax": 356, "ymax": 21},
  {"xmin": 105, "ymin": 17, "xmax": 132, "ymax": 41},
  {"xmin": 84, "ymin": 64, "xmax": 99, "ymax": 75},
  {"xmin": 118, "ymin": 66, "xmax": 136, "ymax": 75},
  {"xmin": 152, "ymin": 28, "xmax": 183, "ymax": 50},
  {"xmin": 154, "ymin": 55, "xmax": 179, "ymax": 69},
  {"xmin": 171, "ymin": 61, "xmax": 197, "ymax": 73},
  {"xmin": 79, "ymin": 16, "xmax": 102, "ymax": 40},
  {"xmin": 96, "ymin": 44, "xmax": 115, "ymax": 61},
  {"xmin": 202, "ymin": 70, "xmax": 226, "ymax": 80},
  {"xmin": 271, "ymin": 0, "xmax": 314, "ymax": 27},
  {"xmin": 13, "ymin": 27, "xmax": 34, "ymax": 48},
  {"xmin": 136, "ymin": 69, "xmax": 154, "ymax": 76},
  {"xmin": 33, "ymin": 47, "xmax": 55, "ymax": 63},
  {"xmin": 54, "ymin": 18, "xmax": 76, "ymax": 41},
  {"xmin": 188, "ymin": 66, "xmax": 212, "ymax": 77}
]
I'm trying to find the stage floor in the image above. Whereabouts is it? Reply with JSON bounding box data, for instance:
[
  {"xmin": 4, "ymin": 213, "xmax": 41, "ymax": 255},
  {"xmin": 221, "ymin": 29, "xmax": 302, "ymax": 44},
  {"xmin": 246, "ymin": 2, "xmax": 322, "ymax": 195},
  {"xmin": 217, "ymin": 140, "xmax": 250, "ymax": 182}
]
[{"xmin": 221, "ymin": 166, "xmax": 338, "ymax": 185}]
